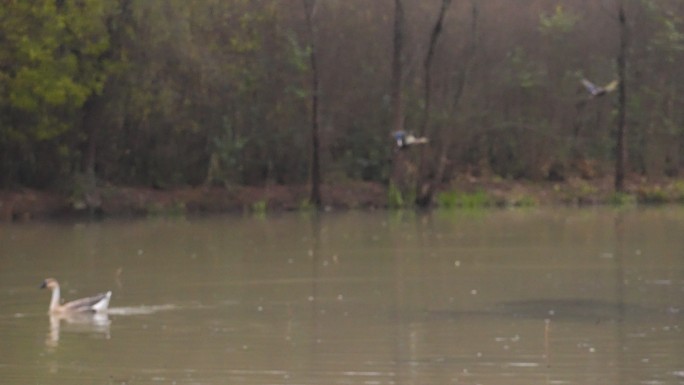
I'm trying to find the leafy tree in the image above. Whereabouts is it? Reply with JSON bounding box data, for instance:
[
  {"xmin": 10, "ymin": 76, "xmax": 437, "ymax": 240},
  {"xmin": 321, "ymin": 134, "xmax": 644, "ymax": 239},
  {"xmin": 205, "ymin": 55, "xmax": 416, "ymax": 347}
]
[
  {"xmin": 2, "ymin": 0, "xmax": 684, "ymax": 198},
  {"xmin": 0, "ymin": 0, "xmax": 114, "ymax": 187}
]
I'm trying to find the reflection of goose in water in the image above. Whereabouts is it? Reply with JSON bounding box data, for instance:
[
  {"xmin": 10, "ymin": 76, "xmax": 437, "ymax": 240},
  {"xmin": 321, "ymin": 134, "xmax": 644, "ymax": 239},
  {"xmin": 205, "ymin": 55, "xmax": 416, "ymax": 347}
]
[
  {"xmin": 43, "ymin": 304, "xmax": 177, "ymax": 351},
  {"xmin": 40, "ymin": 278, "xmax": 111, "ymax": 314},
  {"xmin": 46, "ymin": 312, "xmax": 111, "ymax": 350}
]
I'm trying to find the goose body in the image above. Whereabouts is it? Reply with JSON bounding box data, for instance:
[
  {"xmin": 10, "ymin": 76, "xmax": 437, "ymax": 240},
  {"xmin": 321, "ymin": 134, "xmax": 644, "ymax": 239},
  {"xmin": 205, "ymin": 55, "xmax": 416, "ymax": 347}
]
[
  {"xmin": 393, "ymin": 130, "xmax": 429, "ymax": 149},
  {"xmin": 40, "ymin": 278, "xmax": 111, "ymax": 314}
]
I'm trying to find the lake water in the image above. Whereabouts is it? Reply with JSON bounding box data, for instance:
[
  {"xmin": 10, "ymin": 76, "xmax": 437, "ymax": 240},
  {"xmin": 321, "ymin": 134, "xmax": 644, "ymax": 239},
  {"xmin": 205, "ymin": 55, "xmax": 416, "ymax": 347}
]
[{"xmin": 0, "ymin": 208, "xmax": 683, "ymax": 385}]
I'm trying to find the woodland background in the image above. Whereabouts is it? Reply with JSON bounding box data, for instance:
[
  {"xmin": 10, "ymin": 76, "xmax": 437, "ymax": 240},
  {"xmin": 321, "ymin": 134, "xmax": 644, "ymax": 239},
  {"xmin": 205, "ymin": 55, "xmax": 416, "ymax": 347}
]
[{"xmin": 1, "ymin": 0, "xmax": 683, "ymax": 208}]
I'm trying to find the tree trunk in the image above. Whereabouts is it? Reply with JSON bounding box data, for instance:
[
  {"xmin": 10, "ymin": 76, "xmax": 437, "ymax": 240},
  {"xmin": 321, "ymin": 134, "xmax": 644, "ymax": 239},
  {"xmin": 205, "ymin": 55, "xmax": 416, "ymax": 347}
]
[
  {"xmin": 615, "ymin": 1, "xmax": 628, "ymax": 192},
  {"xmin": 303, "ymin": 0, "xmax": 322, "ymax": 208},
  {"xmin": 78, "ymin": 94, "xmax": 103, "ymax": 212},
  {"xmin": 81, "ymin": 98, "xmax": 98, "ymax": 181},
  {"xmin": 415, "ymin": 0, "xmax": 452, "ymax": 207},
  {"xmin": 390, "ymin": 0, "xmax": 405, "ymax": 136},
  {"xmin": 419, "ymin": 0, "xmax": 478, "ymax": 205},
  {"xmin": 419, "ymin": 0, "xmax": 451, "ymax": 138},
  {"xmin": 389, "ymin": 0, "xmax": 409, "ymax": 199}
]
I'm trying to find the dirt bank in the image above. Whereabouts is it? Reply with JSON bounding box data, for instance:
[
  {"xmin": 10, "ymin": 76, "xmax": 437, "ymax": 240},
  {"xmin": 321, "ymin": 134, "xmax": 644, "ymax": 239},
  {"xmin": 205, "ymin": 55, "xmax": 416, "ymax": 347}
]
[{"xmin": 1, "ymin": 177, "xmax": 683, "ymax": 221}]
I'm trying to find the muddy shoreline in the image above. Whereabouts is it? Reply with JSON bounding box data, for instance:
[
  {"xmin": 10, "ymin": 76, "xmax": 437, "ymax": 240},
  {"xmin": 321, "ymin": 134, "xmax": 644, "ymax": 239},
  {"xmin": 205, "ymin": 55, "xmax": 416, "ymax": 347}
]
[{"xmin": 2, "ymin": 177, "xmax": 683, "ymax": 221}]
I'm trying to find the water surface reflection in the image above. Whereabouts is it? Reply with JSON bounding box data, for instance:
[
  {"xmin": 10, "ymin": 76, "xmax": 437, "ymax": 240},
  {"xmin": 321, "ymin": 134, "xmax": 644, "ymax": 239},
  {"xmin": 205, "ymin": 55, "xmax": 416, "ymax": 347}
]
[
  {"xmin": 0, "ymin": 208, "xmax": 682, "ymax": 384},
  {"xmin": 46, "ymin": 312, "xmax": 110, "ymax": 351}
]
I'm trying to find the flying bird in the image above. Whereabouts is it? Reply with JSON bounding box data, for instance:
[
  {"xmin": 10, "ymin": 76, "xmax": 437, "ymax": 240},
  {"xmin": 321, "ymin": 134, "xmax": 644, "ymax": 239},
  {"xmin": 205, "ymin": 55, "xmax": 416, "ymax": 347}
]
[
  {"xmin": 581, "ymin": 78, "xmax": 618, "ymax": 98},
  {"xmin": 393, "ymin": 130, "xmax": 429, "ymax": 149}
]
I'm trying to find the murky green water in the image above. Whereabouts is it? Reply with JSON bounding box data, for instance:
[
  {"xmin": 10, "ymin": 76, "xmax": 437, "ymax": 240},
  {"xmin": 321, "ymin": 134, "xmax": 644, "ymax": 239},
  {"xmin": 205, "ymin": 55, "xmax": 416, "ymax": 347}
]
[{"xmin": 1, "ymin": 208, "xmax": 683, "ymax": 384}]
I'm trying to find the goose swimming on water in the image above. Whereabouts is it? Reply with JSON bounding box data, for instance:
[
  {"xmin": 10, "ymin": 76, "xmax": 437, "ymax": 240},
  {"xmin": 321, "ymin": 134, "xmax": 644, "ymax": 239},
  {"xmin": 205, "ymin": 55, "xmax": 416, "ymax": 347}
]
[{"xmin": 40, "ymin": 278, "xmax": 112, "ymax": 314}]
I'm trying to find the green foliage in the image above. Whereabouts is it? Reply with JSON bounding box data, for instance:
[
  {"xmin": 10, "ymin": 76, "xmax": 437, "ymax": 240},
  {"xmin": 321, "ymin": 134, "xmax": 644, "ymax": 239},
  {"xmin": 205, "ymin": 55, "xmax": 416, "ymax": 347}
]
[
  {"xmin": 388, "ymin": 183, "xmax": 405, "ymax": 209},
  {"xmin": 1, "ymin": 0, "xmax": 111, "ymax": 135},
  {"xmin": 388, "ymin": 183, "xmax": 415, "ymax": 209},
  {"xmin": 608, "ymin": 192, "xmax": 637, "ymax": 206},
  {"xmin": 436, "ymin": 191, "xmax": 458, "ymax": 209},
  {"xmin": 644, "ymin": 0, "xmax": 684, "ymax": 62},
  {"xmin": 206, "ymin": 119, "xmax": 248, "ymax": 186},
  {"xmin": 332, "ymin": 129, "xmax": 390, "ymax": 182},
  {"xmin": 674, "ymin": 181, "xmax": 684, "ymax": 202},
  {"xmin": 147, "ymin": 201, "xmax": 187, "ymax": 217},
  {"xmin": 298, "ymin": 199, "xmax": 315, "ymax": 212},
  {"xmin": 510, "ymin": 195, "xmax": 537, "ymax": 208},
  {"xmin": 504, "ymin": 47, "xmax": 546, "ymax": 89},
  {"xmin": 0, "ymin": 0, "xmax": 115, "ymax": 186},
  {"xmin": 638, "ymin": 186, "xmax": 669, "ymax": 204},
  {"xmin": 455, "ymin": 190, "xmax": 491, "ymax": 208},
  {"xmin": 0, "ymin": 0, "xmax": 683, "ymax": 194},
  {"xmin": 286, "ymin": 32, "xmax": 312, "ymax": 74},
  {"xmin": 251, "ymin": 200, "xmax": 268, "ymax": 215},
  {"xmin": 436, "ymin": 190, "xmax": 492, "ymax": 209},
  {"xmin": 539, "ymin": 5, "xmax": 579, "ymax": 36}
]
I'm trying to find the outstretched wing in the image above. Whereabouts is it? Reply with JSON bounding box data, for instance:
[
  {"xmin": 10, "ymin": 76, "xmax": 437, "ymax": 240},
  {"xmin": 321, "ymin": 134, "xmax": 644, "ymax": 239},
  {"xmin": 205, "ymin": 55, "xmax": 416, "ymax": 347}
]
[
  {"xmin": 581, "ymin": 79, "xmax": 600, "ymax": 95},
  {"xmin": 405, "ymin": 135, "xmax": 429, "ymax": 145},
  {"xmin": 603, "ymin": 80, "xmax": 618, "ymax": 92}
]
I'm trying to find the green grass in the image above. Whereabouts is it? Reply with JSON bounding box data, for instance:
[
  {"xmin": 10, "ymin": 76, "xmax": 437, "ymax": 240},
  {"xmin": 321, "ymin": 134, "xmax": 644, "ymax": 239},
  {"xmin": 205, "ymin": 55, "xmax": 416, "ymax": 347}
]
[
  {"xmin": 388, "ymin": 183, "xmax": 415, "ymax": 209},
  {"xmin": 608, "ymin": 192, "xmax": 637, "ymax": 206},
  {"xmin": 639, "ymin": 186, "xmax": 668, "ymax": 204},
  {"xmin": 512, "ymin": 195, "xmax": 537, "ymax": 207},
  {"xmin": 250, "ymin": 200, "xmax": 268, "ymax": 216},
  {"xmin": 436, "ymin": 189, "xmax": 492, "ymax": 209},
  {"xmin": 298, "ymin": 199, "xmax": 317, "ymax": 212},
  {"xmin": 146, "ymin": 201, "xmax": 186, "ymax": 217},
  {"xmin": 675, "ymin": 181, "xmax": 684, "ymax": 203}
]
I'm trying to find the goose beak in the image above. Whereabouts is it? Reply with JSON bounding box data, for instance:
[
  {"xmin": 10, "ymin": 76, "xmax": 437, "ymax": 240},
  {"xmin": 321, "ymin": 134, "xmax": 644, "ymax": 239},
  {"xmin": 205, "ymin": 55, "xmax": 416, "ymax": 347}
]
[{"xmin": 40, "ymin": 281, "xmax": 47, "ymax": 289}]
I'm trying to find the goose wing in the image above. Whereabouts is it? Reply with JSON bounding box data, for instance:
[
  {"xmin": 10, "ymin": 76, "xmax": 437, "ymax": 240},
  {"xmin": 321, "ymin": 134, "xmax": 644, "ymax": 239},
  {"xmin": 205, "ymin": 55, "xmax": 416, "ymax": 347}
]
[
  {"xmin": 581, "ymin": 78, "xmax": 600, "ymax": 95},
  {"xmin": 63, "ymin": 291, "xmax": 111, "ymax": 312},
  {"xmin": 603, "ymin": 80, "xmax": 618, "ymax": 92}
]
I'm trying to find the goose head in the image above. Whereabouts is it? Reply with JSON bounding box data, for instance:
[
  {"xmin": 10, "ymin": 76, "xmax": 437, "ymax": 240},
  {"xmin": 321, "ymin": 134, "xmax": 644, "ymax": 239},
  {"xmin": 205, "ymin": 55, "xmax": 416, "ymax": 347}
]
[
  {"xmin": 393, "ymin": 130, "xmax": 407, "ymax": 148},
  {"xmin": 40, "ymin": 278, "xmax": 59, "ymax": 291}
]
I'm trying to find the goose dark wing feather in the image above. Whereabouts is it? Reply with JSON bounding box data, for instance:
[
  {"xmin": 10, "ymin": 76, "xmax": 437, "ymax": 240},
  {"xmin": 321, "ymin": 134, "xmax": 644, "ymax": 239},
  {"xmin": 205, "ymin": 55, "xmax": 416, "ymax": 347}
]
[{"xmin": 62, "ymin": 292, "xmax": 110, "ymax": 312}]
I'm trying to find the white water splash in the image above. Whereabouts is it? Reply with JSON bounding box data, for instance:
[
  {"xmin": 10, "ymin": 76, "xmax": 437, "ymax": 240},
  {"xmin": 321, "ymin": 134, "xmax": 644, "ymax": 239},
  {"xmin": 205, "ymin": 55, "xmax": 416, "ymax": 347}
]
[{"xmin": 107, "ymin": 304, "xmax": 177, "ymax": 315}]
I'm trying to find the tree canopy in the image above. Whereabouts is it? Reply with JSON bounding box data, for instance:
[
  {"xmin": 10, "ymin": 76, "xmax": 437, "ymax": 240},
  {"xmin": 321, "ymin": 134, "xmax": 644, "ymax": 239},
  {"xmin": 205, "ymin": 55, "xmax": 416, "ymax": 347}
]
[{"xmin": 1, "ymin": 0, "xmax": 683, "ymax": 198}]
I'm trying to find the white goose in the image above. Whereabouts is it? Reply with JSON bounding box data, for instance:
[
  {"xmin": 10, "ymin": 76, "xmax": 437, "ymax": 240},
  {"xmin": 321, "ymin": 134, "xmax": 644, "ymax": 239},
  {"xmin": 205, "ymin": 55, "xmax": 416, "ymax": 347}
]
[{"xmin": 40, "ymin": 278, "xmax": 112, "ymax": 314}]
